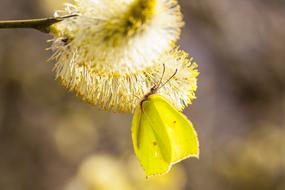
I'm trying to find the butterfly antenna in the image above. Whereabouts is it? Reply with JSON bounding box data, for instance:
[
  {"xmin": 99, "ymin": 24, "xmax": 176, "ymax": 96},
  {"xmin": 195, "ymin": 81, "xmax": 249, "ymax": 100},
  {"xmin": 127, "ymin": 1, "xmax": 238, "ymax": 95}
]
[
  {"xmin": 156, "ymin": 64, "xmax": 166, "ymax": 89},
  {"xmin": 158, "ymin": 69, "xmax": 178, "ymax": 90}
]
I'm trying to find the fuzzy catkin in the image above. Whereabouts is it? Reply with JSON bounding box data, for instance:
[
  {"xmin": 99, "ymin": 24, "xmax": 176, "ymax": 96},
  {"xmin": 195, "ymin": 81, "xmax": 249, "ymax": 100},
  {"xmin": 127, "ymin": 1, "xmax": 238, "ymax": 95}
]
[{"xmin": 50, "ymin": 0, "xmax": 198, "ymax": 113}]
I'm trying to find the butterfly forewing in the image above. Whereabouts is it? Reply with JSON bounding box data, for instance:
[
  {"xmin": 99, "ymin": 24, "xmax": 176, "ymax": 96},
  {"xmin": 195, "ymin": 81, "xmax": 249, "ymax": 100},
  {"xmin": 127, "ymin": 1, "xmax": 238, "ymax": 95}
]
[{"xmin": 148, "ymin": 94, "xmax": 199, "ymax": 162}]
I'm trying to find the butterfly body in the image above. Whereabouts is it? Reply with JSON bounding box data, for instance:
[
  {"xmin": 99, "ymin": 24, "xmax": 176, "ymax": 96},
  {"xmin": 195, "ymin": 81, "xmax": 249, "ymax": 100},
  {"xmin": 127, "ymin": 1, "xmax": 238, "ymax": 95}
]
[{"xmin": 132, "ymin": 93, "xmax": 199, "ymax": 176}]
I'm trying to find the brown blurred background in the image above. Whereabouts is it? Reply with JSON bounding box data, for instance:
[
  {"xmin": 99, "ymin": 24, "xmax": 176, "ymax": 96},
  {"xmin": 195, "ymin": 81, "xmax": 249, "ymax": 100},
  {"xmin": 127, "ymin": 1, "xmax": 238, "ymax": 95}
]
[{"xmin": 0, "ymin": 0, "xmax": 284, "ymax": 190}]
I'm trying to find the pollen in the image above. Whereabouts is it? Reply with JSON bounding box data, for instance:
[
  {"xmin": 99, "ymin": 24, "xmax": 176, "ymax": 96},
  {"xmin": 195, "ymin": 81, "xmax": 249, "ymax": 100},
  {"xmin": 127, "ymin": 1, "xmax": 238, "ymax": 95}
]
[{"xmin": 53, "ymin": 49, "xmax": 198, "ymax": 113}]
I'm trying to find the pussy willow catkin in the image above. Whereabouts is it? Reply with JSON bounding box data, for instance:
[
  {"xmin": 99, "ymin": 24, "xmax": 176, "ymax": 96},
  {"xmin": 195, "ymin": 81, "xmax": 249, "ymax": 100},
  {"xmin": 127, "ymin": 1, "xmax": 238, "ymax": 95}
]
[{"xmin": 50, "ymin": 0, "xmax": 198, "ymax": 113}]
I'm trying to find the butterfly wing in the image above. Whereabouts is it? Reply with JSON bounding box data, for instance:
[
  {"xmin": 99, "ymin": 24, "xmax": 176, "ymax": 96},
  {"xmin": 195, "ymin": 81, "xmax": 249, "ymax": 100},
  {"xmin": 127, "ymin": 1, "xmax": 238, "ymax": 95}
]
[
  {"xmin": 132, "ymin": 101, "xmax": 172, "ymax": 176},
  {"xmin": 131, "ymin": 94, "xmax": 199, "ymax": 176},
  {"xmin": 148, "ymin": 94, "xmax": 199, "ymax": 163}
]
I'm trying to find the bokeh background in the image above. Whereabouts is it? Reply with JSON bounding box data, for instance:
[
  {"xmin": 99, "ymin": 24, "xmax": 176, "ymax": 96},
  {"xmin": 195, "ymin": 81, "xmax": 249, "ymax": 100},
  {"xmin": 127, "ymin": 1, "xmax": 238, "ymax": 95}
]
[{"xmin": 0, "ymin": 0, "xmax": 284, "ymax": 190}]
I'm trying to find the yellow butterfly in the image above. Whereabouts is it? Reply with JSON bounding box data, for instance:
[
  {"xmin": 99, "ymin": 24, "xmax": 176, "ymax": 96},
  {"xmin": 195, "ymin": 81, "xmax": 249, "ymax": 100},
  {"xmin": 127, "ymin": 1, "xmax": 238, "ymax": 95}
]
[{"xmin": 131, "ymin": 65, "xmax": 199, "ymax": 177}]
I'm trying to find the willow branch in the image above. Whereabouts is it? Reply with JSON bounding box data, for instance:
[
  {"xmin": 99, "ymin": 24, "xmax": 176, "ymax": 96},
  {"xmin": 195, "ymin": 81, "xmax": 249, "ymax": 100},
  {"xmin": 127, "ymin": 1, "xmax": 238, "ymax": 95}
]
[{"xmin": 0, "ymin": 14, "xmax": 77, "ymax": 33}]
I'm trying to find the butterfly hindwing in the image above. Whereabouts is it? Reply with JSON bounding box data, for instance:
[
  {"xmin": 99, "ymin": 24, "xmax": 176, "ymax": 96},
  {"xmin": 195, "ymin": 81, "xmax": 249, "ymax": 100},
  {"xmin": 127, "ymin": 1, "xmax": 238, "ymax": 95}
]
[{"xmin": 132, "ymin": 103, "xmax": 171, "ymax": 176}]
